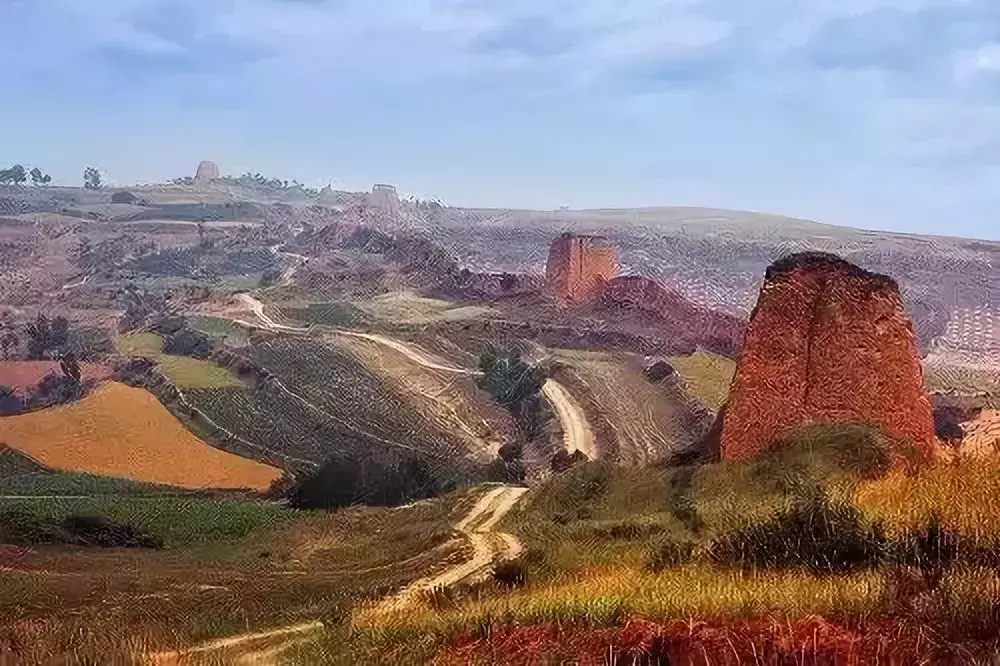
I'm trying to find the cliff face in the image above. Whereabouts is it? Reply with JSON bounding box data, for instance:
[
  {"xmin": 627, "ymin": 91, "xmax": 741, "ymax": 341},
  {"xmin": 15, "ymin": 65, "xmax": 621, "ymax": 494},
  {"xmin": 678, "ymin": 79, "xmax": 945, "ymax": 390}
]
[
  {"xmin": 720, "ymin": 252, "xmax": 938, "ymax": 461},
  {"xmin": 547, "ymin": 234, "xmax": 619, "ymax": 301}
]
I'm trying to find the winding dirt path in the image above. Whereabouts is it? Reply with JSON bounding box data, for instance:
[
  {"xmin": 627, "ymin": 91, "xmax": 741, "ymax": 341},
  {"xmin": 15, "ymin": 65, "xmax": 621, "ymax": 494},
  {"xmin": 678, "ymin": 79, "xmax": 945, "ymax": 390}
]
[
  {"xmin": 362, "ymin": 484, "xmax": 529, "ymax": 618},
  {"xmin": 541, "ymin": 379, "xmax": 598, "ymax": 459},
  {"xmin": 144, "ymin": 621, "xmax": 324, "ymax": 665},
  {"xmin": 141, "ymin": 485, "xmax": 529, "ymax": 664}
]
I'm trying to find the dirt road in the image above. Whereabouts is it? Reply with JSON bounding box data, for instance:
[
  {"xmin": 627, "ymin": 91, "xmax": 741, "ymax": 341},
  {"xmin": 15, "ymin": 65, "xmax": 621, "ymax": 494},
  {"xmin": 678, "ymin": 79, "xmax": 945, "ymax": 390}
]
[
  {"xmin": 236, "ymin": 293, "xmax": 311, "ymax": 333},
  {"xmin": 236, "ymin": 295, "xmax": 596, "ymax": 460},
  {"xmin": 144, "ymin": 621, "xmax": 324, "ymax": 665},
  {"xmin": 141, "ymin": 485, "xmax": 529, "ymax": 664},
  {"xmin": 362, "ymin": 484, "xmax": 529, "ymax": 617},
  {"xmin": 541, "ymin": 379, "xmax": 597, "ymax": 460}
]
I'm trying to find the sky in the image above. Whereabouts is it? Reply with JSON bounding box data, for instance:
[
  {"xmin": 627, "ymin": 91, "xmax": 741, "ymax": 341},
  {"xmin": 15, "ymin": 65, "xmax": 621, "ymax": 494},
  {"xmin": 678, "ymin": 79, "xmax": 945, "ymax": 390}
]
[{"xmin": 1, "ymin": 0, "xmax": 999, "ymax": 240}]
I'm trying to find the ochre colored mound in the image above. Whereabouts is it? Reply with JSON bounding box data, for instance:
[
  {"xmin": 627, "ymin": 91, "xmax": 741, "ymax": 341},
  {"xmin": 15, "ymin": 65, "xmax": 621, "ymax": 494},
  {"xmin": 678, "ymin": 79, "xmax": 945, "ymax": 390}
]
[
  {"xmin": 0, "ymin": 382, "xmax": 281, "ymax": 490},
  {"xmin": 720, "ymin": 252, "xmax": 938, "ymax": 461},
  {"xmin": 0, "ymin": 361, "xmax": 112, "ymax": 395}
]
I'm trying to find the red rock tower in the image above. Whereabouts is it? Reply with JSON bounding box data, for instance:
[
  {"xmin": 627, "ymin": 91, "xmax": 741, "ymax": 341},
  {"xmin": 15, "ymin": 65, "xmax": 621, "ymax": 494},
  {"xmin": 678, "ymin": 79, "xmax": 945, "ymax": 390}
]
[
  {"xmin": 546, "ymin": 233, "xmax": 619, "ymax": 302},
  {"xmin": 720, "ymin": 252, "xmax": 938, "ymax": 461}
]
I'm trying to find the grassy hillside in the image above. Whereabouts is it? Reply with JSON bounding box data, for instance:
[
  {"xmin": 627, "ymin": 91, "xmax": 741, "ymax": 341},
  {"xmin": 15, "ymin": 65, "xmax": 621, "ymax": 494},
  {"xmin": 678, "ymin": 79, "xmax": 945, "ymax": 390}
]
[
  {"xmin": 666, "ymin": 351, "xmax": 736, "ymax": 413},
  {"xmin": 0, "ymin": 488, "xmax": 477, "ymax": 664},
  {"xmin": 0, "ymin": 382, "xmax": 282, "ymax": 490},
  {"xmin": 342, "ymin": 426, "xmax": 1000, "ymax": 664}
]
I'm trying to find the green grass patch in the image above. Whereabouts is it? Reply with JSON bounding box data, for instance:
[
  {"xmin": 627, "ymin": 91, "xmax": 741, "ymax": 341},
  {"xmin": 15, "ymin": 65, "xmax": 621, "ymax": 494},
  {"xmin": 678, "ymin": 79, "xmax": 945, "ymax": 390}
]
[
  {"xmin": 283, "ymin": 301, "xmax": 371, "ymax": 327},
  {"xmin": 0, "ymin": 471, "xmax": 185, "ymax": 497},
  {"xmin": 666, "ymin": 351, "xmax": 736, "ymax": 412},
  {"xmin": 116, "ymin": 332, "xmax": 239, "ymax": 388},
  {"xmin": 0, "ymin": 495, "xmax": 293, "ymax": 548},
  {"xmin": 187, "ymin": 315, "xmax": 237, "ymax": 337}
]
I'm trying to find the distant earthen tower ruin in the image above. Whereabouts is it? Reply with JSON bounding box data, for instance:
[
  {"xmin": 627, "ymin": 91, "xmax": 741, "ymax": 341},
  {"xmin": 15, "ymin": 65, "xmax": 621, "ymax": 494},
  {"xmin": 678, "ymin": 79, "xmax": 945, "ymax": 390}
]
[
  {"xmin": 546, "ymin": 233, "xmax": 619, "ymax": 301},
  {"xmin": 194, "ymin": 161, "xmax": 220, "ymax": 183}
]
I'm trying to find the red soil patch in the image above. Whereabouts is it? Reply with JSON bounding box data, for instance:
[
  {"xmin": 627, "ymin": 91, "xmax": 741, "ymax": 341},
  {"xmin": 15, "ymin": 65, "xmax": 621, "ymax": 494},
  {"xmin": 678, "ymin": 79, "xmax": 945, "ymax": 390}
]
[
  {"xmin": 0, "ymin": 361, "xmax": 112, "ymax": 395},
  {"xmin": 429, "ymin": 616, "xmax": 996, "ymax": 665}
]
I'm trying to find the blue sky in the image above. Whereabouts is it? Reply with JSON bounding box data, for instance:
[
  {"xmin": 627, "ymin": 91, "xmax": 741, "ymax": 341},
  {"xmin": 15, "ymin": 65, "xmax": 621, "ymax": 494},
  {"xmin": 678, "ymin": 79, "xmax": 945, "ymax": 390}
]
[{"xmin": 2, "ymin": 0, "xmax": 999, "ymax": 240}]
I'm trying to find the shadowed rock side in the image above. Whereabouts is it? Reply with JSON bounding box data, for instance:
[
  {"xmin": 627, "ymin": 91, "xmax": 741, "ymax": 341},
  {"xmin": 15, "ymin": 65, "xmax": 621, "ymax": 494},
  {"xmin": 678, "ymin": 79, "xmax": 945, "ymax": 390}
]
[{"xmin": 720, "ymin": 252, "xmax": 938, "ymax": 461}]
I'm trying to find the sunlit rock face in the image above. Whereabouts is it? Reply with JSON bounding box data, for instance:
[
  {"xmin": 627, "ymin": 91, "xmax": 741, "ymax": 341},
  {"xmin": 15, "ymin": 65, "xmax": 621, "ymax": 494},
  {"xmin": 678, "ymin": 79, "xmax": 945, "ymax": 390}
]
[{"xmin": 720, "ymin": 252, "xmax": 938, "ymax": 462}]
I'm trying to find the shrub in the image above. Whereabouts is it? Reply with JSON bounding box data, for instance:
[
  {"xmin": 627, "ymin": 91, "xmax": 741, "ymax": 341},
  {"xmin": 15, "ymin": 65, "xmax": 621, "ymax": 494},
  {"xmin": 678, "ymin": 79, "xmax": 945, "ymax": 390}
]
[
  {"xmin": 647, "ymin": 536, "xmax": 696, "ymax": 572},
  {"xmin": 893, "ymin": 514, "xmax": 959, "ymax": 587},
  {"xmin": 0, "ymin": 510, "xmax": 163, "ymax": 549},
  {"xmin": 287, "ymin": 449, "xmax": 451, "ymax": 510},
  {"xmin": 754, "ymin": 424, "xmax": 895, "ymax": 495},
  {"xmin": 162, "ymin": 327, "xmax": 213, "ymax": 359},
  {"xmin": 493, "ymin": 558, "xmax": 528, "ymax": 588},
  {"xmin": 709, "ymin": 491, "xmax": 888, "ymax": 573},
  {"xmin": 59, "ymin": 515, "xmax": 164, "ymax": 549}
]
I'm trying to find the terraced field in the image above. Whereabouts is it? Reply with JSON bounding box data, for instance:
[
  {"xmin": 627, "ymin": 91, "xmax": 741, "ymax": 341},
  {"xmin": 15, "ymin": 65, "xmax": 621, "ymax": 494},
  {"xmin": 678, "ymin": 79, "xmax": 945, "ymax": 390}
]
[
  {"xmin": 0, "ymin": 382, "xmax": 282, "ymax": 490},
  {"xmin": 183, "ymin": 336, "xmax": 486, "ymax": 480},
  {"xmin": 326, "ymin": 332, "xmax": 515, "ymax": 461}
]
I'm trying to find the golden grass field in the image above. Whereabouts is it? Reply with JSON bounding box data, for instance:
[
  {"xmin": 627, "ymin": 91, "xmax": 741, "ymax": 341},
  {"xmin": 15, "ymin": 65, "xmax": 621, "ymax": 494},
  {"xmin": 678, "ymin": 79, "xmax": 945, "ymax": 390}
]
[
  {"xmin": 116, "ymin": 332, "xmax": 240, "ymax": 388},
  {"xmin": 0, "ymin": 382, "xmax": 281, "ymax": 490}
]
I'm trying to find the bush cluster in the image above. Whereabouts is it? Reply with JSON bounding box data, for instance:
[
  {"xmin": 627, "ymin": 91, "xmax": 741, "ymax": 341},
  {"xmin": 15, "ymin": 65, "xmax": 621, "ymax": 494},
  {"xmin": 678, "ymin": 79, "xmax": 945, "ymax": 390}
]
[{"xmin": 0, "ymin": 510, "xmax": 163, "ymax": 549}]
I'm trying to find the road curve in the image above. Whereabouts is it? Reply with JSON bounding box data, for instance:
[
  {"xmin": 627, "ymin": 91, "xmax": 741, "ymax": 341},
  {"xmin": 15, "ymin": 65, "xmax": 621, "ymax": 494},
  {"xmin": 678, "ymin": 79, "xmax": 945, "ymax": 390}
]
[
  {"xmin": 541, "ymin": 379, "xmax": 597, "ymax": 460},
  {"xmin": 142, "ymin": 486, "xmax": 530, "ymax": 663},
  {"xmin": 362, "ymin": 485, "xmax": 529, "ymax": 618}
]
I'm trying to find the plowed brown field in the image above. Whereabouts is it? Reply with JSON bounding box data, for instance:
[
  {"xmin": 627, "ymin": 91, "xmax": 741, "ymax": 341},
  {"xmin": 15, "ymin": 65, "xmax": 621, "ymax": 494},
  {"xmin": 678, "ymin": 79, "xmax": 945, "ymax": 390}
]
[
  {"xmin": 0, "ymin": 361, "xmax": 112, "ymax": 395},
  {"xmin": 0, "ymin": 382, "xmax": 281, "ymax": 490}
]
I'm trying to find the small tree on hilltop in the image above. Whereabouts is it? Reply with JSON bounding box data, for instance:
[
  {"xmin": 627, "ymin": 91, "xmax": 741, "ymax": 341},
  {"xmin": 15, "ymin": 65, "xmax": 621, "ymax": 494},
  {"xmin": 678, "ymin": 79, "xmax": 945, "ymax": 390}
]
[
  {"xmin": 29, "ymin": 167, "xmax": 51, "ymax": 186},
  {"xmin": 0, "ymin": 165, "xmax": 27, "ymax": 186},
  {"xmin": 83, "ymin": 167, "xmax": 103, "ymax": 190},
  {"xmin": 478, "ymin": 345, "xmax": 547, "ymax": 440}
]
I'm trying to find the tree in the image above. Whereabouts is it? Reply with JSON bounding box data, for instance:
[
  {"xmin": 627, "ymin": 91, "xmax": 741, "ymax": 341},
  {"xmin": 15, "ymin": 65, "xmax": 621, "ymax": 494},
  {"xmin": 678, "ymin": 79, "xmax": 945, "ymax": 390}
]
[
  {"xmin": 60, "ymin": 353, "xmax": 82, "ymax": 383},
  {"xmin": 0, "ymin": 165, "xmax": 27, "ymax": 186},
  {"xmin": 29, "ymin": 167, "xmax": 51, "ymax": 186},
  {"xmin": 28, "ymin": 372, "xmax": 84, "ymax": 408},
  {"xmin": 25, "ymin": 315, "xmax": 70, "ymax": 360},
  {"xmin": 0, "ymin": 385, "xmax": 22, "ymax": 416},
  {"xmin": 478, "ymin": 346, "xmax": 547, "ymax": 440},
  {"xmin": 0, "ymin": 330, "xmax": 17, "ymax": 360},
  {"xmin": 83, "ymin": 167, "xmax": 103, "ymax": 190}
]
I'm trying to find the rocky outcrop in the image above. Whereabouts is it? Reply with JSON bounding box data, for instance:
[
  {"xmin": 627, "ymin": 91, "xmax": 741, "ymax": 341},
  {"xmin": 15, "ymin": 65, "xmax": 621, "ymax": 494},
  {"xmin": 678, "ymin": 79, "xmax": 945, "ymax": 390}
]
[
  {"xmin": 720, "ymin": 252, "xmax": 938, "ymax": 461},
  {"xmin": 194, "ymin": 161, "xmax": 220, "ymax": 183},
  {"xmin": 599, "ymin": 276, "xmax": 745, "ymax": 358},
  {"xmin": 546, "ymin": 233, "xmax": 619, "ymax": 301}
]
